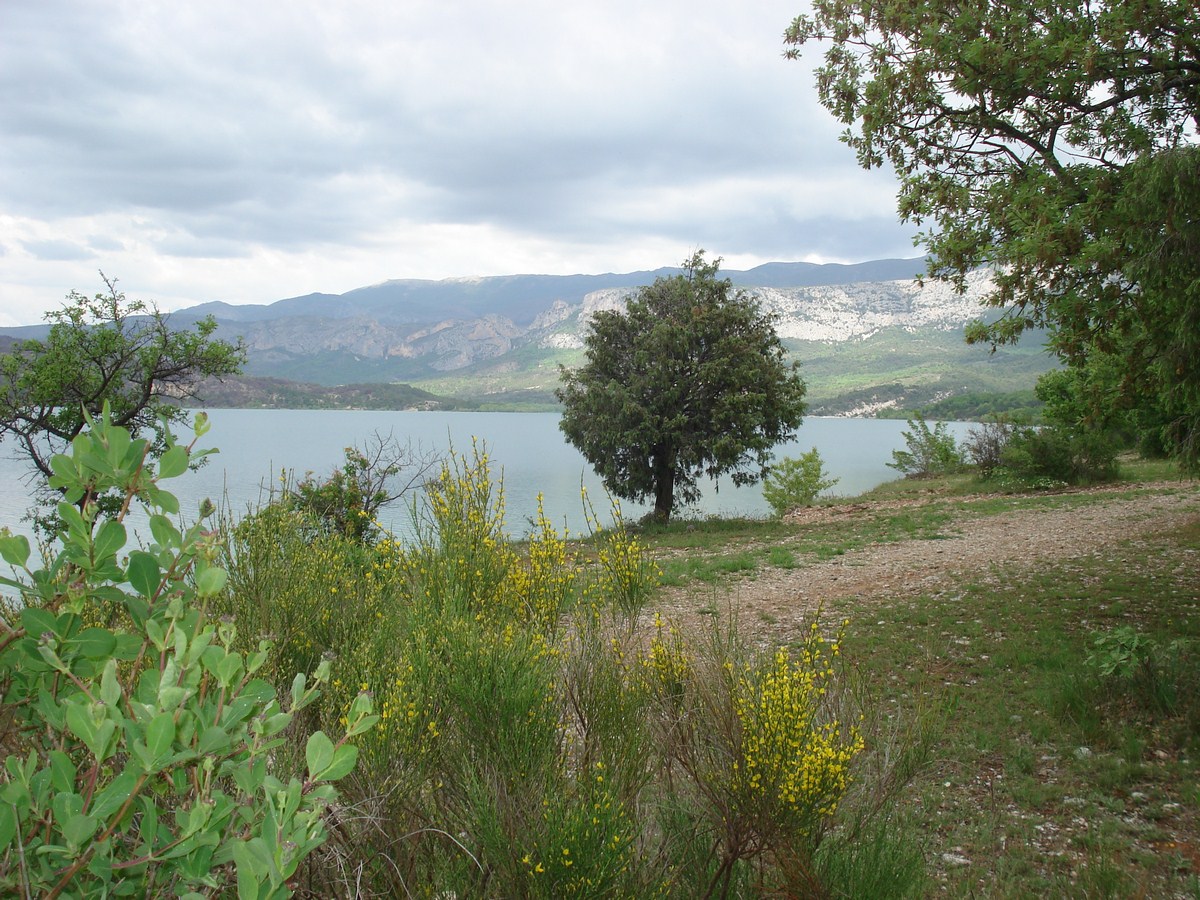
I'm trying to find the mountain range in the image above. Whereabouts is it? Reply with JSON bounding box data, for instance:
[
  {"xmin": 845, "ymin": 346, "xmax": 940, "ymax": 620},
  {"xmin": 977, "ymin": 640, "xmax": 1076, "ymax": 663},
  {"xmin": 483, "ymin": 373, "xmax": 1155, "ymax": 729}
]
[{"xmin": 3, "ymin": 258, "xmax": 1059, "ymax": 415}]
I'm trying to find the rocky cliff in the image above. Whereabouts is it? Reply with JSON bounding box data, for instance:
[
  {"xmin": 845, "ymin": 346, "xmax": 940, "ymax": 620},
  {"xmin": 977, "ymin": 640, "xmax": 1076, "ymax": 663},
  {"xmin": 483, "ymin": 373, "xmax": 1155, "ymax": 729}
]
[{"xmin": 199, "ymin": 260, "xmax": 999, "ymax": 386}]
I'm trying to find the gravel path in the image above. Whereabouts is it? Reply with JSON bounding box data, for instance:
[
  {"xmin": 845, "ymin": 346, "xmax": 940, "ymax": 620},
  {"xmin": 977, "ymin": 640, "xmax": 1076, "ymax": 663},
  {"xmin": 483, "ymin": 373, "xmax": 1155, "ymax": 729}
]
[{"xmin": 652, "ymin": 483, "xmax": 1200, "ymax": 638}]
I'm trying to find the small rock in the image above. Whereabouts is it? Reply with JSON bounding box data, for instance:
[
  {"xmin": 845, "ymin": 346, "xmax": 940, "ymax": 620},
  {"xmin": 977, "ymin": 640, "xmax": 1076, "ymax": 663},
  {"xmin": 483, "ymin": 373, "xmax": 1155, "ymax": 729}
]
[
  {"xmin": 1074, "ymin": 746, "xmax": 1093, "ymax": 759},
  {"xmin": 941, "ymin": 852, "xmax": 971, "ymax": 867}
]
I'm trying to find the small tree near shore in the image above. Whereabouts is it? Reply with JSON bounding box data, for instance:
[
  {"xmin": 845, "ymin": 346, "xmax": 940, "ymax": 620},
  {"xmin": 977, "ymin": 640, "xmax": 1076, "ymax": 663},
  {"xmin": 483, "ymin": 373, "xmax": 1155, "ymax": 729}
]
[
  {"xmin": 887, "ymin": 415, "xmax": 963, "ymax": 478},
  {"xmin": 0, "ymin": 275, "xmax": 244, "ymax": 491},
  {"xmin": 557, "ymin": 252, "xmax": 807, "ymax": 523},
  {"xmin": 763, "ymin": 448, "xmax": 840, "ymax": 517}
]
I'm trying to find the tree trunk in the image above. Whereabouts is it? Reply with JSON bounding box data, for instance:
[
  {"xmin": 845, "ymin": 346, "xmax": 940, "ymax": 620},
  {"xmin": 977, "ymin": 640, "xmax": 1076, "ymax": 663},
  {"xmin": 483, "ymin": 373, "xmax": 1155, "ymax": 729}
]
[{"xmin": 652, "ymin": 449, "xmax": 676, "ymax": 523}]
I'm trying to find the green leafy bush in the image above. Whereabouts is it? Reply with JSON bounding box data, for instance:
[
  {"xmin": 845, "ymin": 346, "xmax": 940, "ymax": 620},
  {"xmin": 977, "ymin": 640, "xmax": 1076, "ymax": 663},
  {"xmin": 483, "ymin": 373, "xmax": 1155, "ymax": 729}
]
[
  {"xmin": 887, "ymin": 415, "xmax": 963, "ymax": 478},
  {"xmin": 998, "ymin": 423, "xmax": 1120, "ymax": 486},
  {"xmin": 762, "ymin": 448, "xmax": 840, "ymax": 517},
  {"xmin": 290, "ymin": 432, "xmax": 438, "ymax": 543},
  {"xmin": 220, "ymin": 443, "xmax": 874, "ymax": 897},
  {"xmin": 0, "ymin": 405, "xmax": 373, "ymax": 898},
  {"xmin": 1082, "ymin": 627, "xmax": 1198, "ymax": 725},
  {"xmin": 963, "ymin": 419, "xmax": 1016, "ymax": 477}
]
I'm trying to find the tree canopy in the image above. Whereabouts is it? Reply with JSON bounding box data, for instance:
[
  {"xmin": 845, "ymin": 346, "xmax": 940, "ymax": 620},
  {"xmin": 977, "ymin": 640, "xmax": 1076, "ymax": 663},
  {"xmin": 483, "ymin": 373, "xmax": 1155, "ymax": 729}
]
[
  {"xmin": 0, "ymin": 276, "xmax": 245, "ymax": 483},
  {"xmin": 556, "ymin": 252, "xmax": 807, "ymax": 522},
  {"xmin": 786, "ymin": 0, "xmax": 1200, "ymax": 465}
]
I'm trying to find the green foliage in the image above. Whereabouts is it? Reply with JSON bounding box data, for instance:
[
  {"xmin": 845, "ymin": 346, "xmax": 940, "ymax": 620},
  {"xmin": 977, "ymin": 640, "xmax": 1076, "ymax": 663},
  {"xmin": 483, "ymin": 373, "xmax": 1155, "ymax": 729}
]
[
  {"xmin": 219, "ymin": 441, "xmax": 874, "ymax": 896},
  {"xmin": 191, "ymin": 375, "xmax": 454, "ymax": 410},
  {"xmin": 998, "ymin": 424, "xmax": 1120, "ymax": 487},
  {"xmin": 887, "ymin": 415, "xmax": 963, "ymax": 478},
  {"xmin": 980, "ymin": 365, "xmax": 1127, "ymax": 486},
  {"xmin": 762, "ymin": 447, "xmax": 840, "ymax": 517},
  {"xmin": 1086, "ymin": 626, "xmax": 1156, "ymax": 681},
  {"xmin": 963, "ymin": 419, "xmax": 1016, "ymax": 477},
  {"xmin": 0, "ymin": 276, "xmax": 244, "ymax": 487},
  {"xmin": 291, "ymin": 432, "xmax": 439, "ymax": 543},
  {"xmin": 786, "ymin": 0, "xmax": 1200, "ymax": 467},
  {"xmin": 0, "ymin": 405, "xmax": 371, "ymax": 898},
  {"xmin": 877, "ymin": 389, "xmax": 1044, "ymax": 424},
  {"xmin": 557, "ymin": 251, "xmax": 807, "ymax": 522}
]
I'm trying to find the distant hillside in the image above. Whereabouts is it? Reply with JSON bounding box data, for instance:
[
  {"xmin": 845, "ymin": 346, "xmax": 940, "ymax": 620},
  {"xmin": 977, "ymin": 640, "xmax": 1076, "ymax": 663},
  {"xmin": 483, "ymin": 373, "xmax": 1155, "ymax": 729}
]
[
  {"xmin": 185, "ymin": 376, "xmax": 456, "ymax": 411},
  {"xmin": 173, "ymin": 258, "xmax": 930, "ymax": 328},
  {"xmin": 0, "ymin": 258, "xmax": 1060, "ymax": 414}
]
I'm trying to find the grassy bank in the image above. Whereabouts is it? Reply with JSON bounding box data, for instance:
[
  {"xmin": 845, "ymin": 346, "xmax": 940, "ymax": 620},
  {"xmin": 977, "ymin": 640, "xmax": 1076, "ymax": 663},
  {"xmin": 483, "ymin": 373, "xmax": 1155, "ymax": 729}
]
[
  {"xmin": 6, "ymin": 415, "xmax": 1194, "ymax": 897},
  {"xmin": 634, "ymin": 463, "xmax": 1200, "ymax": 897}
]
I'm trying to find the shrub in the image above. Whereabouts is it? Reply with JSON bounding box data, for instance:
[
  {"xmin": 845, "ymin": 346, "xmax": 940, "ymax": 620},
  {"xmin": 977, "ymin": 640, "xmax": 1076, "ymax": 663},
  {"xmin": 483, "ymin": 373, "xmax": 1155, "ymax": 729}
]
[
  {"xmin": 0, "ymin": 405, "xmax": 372, "ymax": 898},
  {"xmin": 762, "ymin": 448, "xmax": 840, "ymax": 517},
  {"xmin": 291, "ymin": 432, "xmax": 439, "ymax": 543},
  {"xmin": 998, "ymin": 423, "xmax": 1120, "ymax": 486},
  {"xmin": 219, "ymin": 441, "xmax": 876, "ymax": 897},
  {"xmin": 963, "ymin": 419, "xmax": 1016, "ymax": 477},
  {"xmin": 887, "ymin": 415, "xmax": 963, "ymax": 478},
  {"xmin": 1080, "ymin": 627, "xmax": 1198, "ymax": 733},
  {"xmin": 643, "ymin": 616, "xmax": 864, "ymax": 897}
]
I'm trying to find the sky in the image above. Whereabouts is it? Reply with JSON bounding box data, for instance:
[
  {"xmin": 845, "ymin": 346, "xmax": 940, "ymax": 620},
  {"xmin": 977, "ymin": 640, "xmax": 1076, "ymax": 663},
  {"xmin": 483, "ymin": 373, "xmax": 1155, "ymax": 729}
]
[{"xmin": 0, "ymin": 0, "xmax": 917, "ymax": 328}]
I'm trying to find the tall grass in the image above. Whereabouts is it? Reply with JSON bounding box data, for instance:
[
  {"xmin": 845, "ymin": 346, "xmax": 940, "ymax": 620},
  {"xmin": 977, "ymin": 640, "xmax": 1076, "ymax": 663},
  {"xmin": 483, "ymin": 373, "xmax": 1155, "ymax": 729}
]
[{"xmin": 216, "ymin": 443, "xmax": 896, "ymax": 898}]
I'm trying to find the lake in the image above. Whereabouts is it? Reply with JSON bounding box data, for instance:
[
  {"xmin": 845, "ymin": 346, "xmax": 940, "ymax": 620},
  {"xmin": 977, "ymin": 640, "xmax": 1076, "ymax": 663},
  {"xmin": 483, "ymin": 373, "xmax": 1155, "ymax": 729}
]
[{"xmin": 0, "ymin": 410, "xmax": 975, "ymax": 540}]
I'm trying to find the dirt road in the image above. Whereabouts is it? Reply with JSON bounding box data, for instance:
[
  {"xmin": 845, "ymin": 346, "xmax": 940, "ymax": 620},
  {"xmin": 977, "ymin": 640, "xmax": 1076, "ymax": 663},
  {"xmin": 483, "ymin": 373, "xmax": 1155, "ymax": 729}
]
[{"xmin": 654, "ymin": 483, "xmax": 1200, "ymax": 638}]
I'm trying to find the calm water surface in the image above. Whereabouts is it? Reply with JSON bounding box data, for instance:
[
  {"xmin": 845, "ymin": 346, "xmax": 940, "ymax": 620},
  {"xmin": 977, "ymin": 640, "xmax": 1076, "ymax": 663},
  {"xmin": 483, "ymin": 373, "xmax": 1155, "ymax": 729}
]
[{"xmin": 0, "ymin": 410, "xmax": 974, "ymax": 540}]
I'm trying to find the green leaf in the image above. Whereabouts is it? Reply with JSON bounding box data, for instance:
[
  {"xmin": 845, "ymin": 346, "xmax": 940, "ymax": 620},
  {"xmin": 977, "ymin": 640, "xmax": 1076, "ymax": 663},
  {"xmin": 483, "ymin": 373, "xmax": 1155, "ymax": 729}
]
[
  {"xmin": 99, "ymin": 658, "xmax": 122, "ymax": 706},
  {"xmin": 0, "ymin": 533, "xmax": 30, "ymax": 568},
  {"xmin": 138, "ymin": 794, "xmax": 160, "ymax": 847},
  {"xmin": 320, "ymin": 744, "xmax": 359, "ymax": 782},
  {"xmin": 91, "ymin": 771, "xmax": 138, "ymax": 820},
  {"xmin": 195, "ymin": 565, "xmax": 228, "ymax": 597},
  {"xmin": 0, "ymin": 804, "xmax": 16, "ymax": 850},
  {"xmin": 216, "ymin": 652, "xmax": 243, "ymax": 688},
  {"xmin": 145, "ymin": 618, "xmax": 167, "ymax": 650},
  {"xmin": 52, "ymin": 790, "xmax": 83, "ymax": 826},
  {"xmin": 92, "ymin": 519, "xmax": 126, "ymax": 562},
  {"xmin": 305, "ymin": 732, "xmax": 335, "ymax": 781},
  {"xmin": 146, "ymin": 712, "xmax": 176, "ymax": 761},
  {"xmin": 62, "ymin": 812, "xmax": 99, "ymax": 849},
  {"xmin": 345, "ymin": 714, "xmax": 380, "ymax": 738},
  {"xmin": 93, "ymin": 720, "xmax": 118, "ymax": 763},
  {"xmin": 197, "ymin": 726, "xmax": 232, "ymax": 756},
  {"xmin": 148, "ymin": 514, "xmax": 182, "ymax": 550},
  {"xmin": 126, "ymin": 551, "xmax": 162, "ymax": 599},
  {"xmin": 289, "ymin": 672, "xmax": 306, "ymax": 709},
  {"xmin": 57, "ymin": 501, "xmax": 91, "ymax": 542},
  {"xmin": 76, "ymin": 627, "xmax": 117, "ymax": 659},
  {"xmin": 64, "ymin": 702, "xmax": 97, "ymax": 750},
  {"xmin": 231, "ymin": 758, "xmax": 266, "ymax": 797},
  {"xmin": 234, "ymin": 841, "xmax": 262, "ymax": 900},
  {"xmin": 158, "ymin": 444, "xmax": 189, "ymax": 480},
  {"xmin": 19, "ymin": 607, "xmax": 59, "ymax": 641},
  {"xmin": 48, "ymin": 751, "xmax": 76, "ymax": 793},
  {"xmin": 146, "ymin": 485, "xmax": 181, "ymax": 515},
  {"xmin": 260, "ymin": 713, "xmax": 292, "ymax": 737}
]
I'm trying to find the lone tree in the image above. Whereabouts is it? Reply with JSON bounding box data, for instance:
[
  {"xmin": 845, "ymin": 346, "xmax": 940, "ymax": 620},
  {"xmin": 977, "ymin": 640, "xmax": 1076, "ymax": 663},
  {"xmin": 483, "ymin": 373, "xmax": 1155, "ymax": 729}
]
[
  {"xmin": 786, "ymin": 0, "xmax": 1200, "ymax": 465},
  {"xmin": 0, "ymin": 275, "xmax": 245, "ymax": 483},
  {"xmin": 556, "ymin": 252, "xmax": 807, "ymax": 523}
]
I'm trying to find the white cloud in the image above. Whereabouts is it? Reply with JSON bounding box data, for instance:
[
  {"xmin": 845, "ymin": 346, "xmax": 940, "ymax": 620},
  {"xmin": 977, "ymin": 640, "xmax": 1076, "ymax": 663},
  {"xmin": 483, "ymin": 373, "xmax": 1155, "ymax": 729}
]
[{"xmin": 0, "ymin": 0, "xmax": 913, "ymax": 325}]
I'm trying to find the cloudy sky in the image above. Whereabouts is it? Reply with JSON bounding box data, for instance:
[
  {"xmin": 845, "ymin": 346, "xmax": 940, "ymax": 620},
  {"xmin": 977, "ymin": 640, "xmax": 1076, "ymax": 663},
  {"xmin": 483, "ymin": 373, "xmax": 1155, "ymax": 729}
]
[{"xmin": 0, "ymin": 0, "xmax": 915, "ymax": 327}]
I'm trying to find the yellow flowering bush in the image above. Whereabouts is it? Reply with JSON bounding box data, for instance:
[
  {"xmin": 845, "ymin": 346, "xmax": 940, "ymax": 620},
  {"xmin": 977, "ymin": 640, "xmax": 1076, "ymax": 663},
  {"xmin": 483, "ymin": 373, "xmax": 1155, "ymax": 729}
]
[
  {"xmin": 580, "ymin": 486, "xmax": 658, "ymax": 624},
  {"xmin": 643, "ymin": 612, "xmax": 693, "ymax": 704},
  {"xmin": 731, "ymin": 639, "xmax": 864, "ymax": 832},
  {"xmin": 218, "ymin": 438, "xmax": 886, "ymax": 898},
  {"xmin": 500, "ymin": 495, "xmax": 577, "ymax": 633},
  {"xmin": 640, "ymin": 614, "xmax": 864, "ymax": 897}
]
